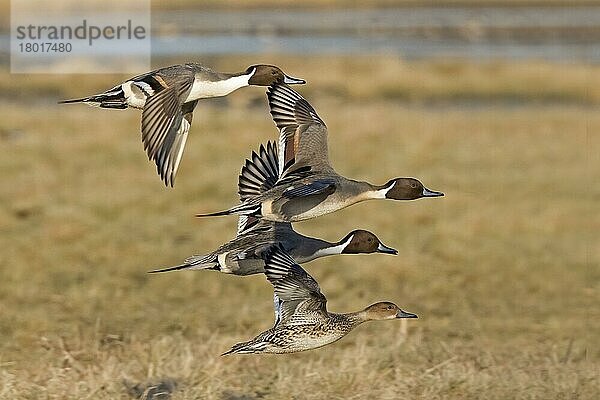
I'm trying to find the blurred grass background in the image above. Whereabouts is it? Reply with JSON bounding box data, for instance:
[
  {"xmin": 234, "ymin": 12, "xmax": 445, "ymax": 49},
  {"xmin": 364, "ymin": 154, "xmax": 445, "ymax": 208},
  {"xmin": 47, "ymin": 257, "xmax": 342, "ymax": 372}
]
[{"xmin": 1, "ymin": 2, "xmax": 599, "ymax": 399}]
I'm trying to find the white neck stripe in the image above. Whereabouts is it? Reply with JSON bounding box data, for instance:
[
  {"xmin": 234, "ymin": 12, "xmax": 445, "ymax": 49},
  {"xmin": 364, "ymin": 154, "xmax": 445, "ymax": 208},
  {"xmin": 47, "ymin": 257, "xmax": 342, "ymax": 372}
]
[
  {"xmin": 312, "ymin": 234, "xmax": 354, "ymax": 258},
  {"xmin": 372, "ymin": 181, "xmax": 395, "ymax": 199}
]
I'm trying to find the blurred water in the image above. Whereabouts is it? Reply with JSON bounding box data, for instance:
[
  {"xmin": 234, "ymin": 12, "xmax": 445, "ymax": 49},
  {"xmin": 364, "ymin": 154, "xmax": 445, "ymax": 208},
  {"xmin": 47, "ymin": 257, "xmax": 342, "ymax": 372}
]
[
  {"xmin": 3, "ymin": 6, "xmax": 600, "ymax": 63},
  {"xmin": 148, "ymin": 6, "xmax": 600, "ymax": 62},
  {"xmin": 152, "ymin": 35, "xmax": 600, "ymax": 61},
  {"xmin": 153, "ymin": 7, "xmax": 600, "ymax": 32}
]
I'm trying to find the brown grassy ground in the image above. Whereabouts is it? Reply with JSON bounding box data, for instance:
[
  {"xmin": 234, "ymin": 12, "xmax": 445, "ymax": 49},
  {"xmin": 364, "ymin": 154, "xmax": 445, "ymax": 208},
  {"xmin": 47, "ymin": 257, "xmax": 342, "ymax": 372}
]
[{"xmin": 0, "ymin": 56, "xmax": 598, "ymax": 399}]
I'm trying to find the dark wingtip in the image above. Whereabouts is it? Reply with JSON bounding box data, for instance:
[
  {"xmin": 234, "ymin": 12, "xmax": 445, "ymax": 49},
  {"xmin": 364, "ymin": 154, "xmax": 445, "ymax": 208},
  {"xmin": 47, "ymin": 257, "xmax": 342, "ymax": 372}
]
[{"xmin": 157, "ymin": 169, "xmax": 174, "ymax": 188}]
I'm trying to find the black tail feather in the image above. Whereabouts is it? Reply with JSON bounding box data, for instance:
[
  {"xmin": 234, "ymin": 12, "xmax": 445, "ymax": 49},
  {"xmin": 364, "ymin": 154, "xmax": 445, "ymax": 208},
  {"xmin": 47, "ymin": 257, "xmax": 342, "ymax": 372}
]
[
  {"xmin": 221, "ymin": 347, "xmax": 237, "ymax": 356},
  {"xmin": 196, "ymin": 203, "xmax": 261, "ymax": 218},
  {"xmin": 58, "ymin": 97, "xmax": 90, "ymax": 104},
  {"xmin": 195, "ymin": 209, "xmax": 237, "ymax": 218},
  {"xmin": 148, "ymin": 258, "xmax": 219, "ymax": 273},
  {"xmin": 148, "ymin": 263, "xmax": 189, "ymax": 273},
  {"xmin": 59, "ymin": 87, "xmax": 128, "ymax": 109}
]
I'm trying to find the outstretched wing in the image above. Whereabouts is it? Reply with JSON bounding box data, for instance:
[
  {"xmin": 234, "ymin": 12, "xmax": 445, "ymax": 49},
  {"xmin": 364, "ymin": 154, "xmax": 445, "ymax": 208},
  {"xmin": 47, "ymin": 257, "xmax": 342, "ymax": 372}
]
[
  {"xmin": 238, "ymin": 141, "xmax": 280, "ymax": 201},
  {"xmin": 267, "ymin": 83, "xmax": 330, "ymax": 177},
  {"xmin": 263, "ymin": 244, "xmax": 327, "ymax": 326},
  {"xmin": 140, "ymin": 70, "xmax": 196, "ymax": 186},
  {"xmin": 236, "ymin": 141, "xmax": 280, "ymax": 234}
]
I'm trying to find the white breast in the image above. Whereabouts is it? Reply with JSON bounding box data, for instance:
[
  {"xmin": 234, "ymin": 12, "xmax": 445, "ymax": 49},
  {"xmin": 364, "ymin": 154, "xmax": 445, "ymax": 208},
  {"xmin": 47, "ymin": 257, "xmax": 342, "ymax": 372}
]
[{"xmin": 185, "ymin": 74, "xmax": 251, "ymax": 101}]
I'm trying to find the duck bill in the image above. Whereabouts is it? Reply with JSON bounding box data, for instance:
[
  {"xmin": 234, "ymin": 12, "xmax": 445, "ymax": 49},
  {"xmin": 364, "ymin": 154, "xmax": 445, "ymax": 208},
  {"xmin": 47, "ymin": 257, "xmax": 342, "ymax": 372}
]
[
  {"xmin": 377, "ymin": 243, "xmax": 398, "ymax": 255},
  {"xmin": 396, "ymin": 309, "xmax": 418, "ymax": 319},
  {"xmin": 422, "ymin": 187, "xmax": 444, "ymax": 197},
  {"xmin": 283, "ymin": 74, "xmax": 306, "ymax": 84}
]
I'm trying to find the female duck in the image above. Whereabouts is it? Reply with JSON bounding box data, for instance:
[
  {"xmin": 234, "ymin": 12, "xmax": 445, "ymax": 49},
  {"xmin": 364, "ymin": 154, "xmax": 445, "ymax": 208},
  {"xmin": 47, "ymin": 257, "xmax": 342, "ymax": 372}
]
[
  {"xmin": 59, "ymin": 63, "xmax": 305, "ymax": 186},
  {"xmin": 223, "ymin": 245, "xmax": 417, "ymax": 355},
  {"xmin": 197, "ymin": 83, "xmax": 443, "ymax": 222}
]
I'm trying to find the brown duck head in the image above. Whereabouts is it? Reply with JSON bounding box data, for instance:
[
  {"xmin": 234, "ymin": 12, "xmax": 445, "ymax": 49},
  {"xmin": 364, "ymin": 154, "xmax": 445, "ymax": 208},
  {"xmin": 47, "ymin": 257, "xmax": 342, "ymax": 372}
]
[
  {"xmin": 246, "ymin": 65, "xmax": 306, "ymax": 86},
  {"xmin": 363, "ymin": 302, "xmax": 418, "ymax": 320},
  {"xmin": 382, "ymin": 178, "xmax": 444, "ymax": 200},
  {"xmin": 340, "ymin": 230, "xmax": 397, "ymax": 255}
]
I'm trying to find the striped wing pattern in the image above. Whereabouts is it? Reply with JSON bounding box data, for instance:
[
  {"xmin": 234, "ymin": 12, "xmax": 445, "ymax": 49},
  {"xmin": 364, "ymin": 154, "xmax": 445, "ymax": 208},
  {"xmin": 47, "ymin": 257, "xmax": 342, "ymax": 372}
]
[
  {"xmin": 238, "ymin": 141, "xmax": 280, "ymax": 201},
  {"xmin": 140, "ymin": 71, "xmax": 196, "ymax": 186},
  {"xmin": 267, "ymin": 83, "xmax": 327, "ymax": 175},
  {"xmin": 264, "ymin": 245, "xmax": 328, "ymax": 326},
  {"xmin": 236, "ymin": 140, "xmax": 280, "ymax": 233}
]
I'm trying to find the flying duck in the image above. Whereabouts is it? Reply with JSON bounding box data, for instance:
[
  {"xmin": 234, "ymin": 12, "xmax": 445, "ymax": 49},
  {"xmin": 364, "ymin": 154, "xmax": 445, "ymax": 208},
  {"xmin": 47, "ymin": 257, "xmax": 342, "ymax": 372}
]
[
  {"xmin": 59, "ymin": 63, "xmax": 305, "ymax": 186},
  {"xmin": 197, "ymin": 83, "xmax": 443, "ymax": 222},
  {"xmin": 222, "ymin": 245, "xmax": 417, "ymax": 355},
  {"xmin": 149, "ymin": 142, "xmax": 396, "ymax": 275}
]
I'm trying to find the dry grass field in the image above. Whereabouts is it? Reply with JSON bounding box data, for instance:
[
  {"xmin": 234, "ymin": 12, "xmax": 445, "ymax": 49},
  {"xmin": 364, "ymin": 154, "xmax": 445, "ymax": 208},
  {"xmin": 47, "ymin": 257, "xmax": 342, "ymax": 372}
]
[{"xmin": 0, "ymin": 56, "xmax": 599, "ymax": 399}]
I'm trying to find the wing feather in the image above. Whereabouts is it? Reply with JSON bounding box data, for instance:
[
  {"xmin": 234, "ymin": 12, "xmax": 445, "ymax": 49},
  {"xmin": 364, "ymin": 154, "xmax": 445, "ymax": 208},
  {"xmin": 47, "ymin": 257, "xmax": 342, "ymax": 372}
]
[
  {"xmin": 263, "ymin": 245, "xmax": 327, "ymax": 326},
  {"xmin": 267, "ymin": 83, "xmax": 330, "ymax": 176},
  {"xmin": 140, "ymin": 72, "xmax": 195, "ymax": 186}
]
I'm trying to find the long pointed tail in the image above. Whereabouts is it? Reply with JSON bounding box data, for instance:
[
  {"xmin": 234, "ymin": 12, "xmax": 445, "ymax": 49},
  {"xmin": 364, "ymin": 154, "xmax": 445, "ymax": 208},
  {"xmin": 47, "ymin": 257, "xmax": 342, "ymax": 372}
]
[
  {"xmin": 58, "ymin": 97, "xmax": 92, "ymax": 104},
  {"xmin": 148, "ymin": 258, "xmax": 219, "ymax": 274},
  {"xmin": 148, "ymin": 263, "xmax": 195, "ymax": 273},
  {"xmin": 196, "ymin": 203, "xmax": 261, "ymax": 218},
  {"xmin": 221, "ymin": 346, "xmax": 239, "ymax": 356},
  {"xmin": 58, "ymin": 87, "xmax": 128, "ymax": 109},
  {"xmin": 221, "ymin": 340, "xmax": 267, "ymax": 356}
]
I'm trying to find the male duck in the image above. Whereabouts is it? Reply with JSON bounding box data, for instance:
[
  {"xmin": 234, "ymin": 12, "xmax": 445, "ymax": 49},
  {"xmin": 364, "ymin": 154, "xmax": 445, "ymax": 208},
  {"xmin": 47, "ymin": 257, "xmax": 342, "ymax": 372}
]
[
  {"xmin": 197, "ymin": 83, "xmax": 443, "ymax": 222},
  {"xmin": 222, "ymin": 245, "xmax": 417, "ymax": 355},
  {"xmin": 59, "ymin": 63, "xmax": 305, "ymax": 186},
  {"xmin": 149, "ymin": 142, "xmax": 396, "ymax": 276},
  {"xmin": 149, "ymin": 221, "xmax": 396, "ymax": 276}
]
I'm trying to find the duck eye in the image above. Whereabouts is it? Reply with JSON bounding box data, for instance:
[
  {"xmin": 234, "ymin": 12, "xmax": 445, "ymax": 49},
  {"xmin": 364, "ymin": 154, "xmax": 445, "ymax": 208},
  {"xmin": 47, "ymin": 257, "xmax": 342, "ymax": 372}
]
[
  {"xmin": 387, "ymin": 305, "xmax": 394, "ymax": 310},
  {"xmin": 410, "ymin": 183, "xmax": 417, "ymax": 188}
]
